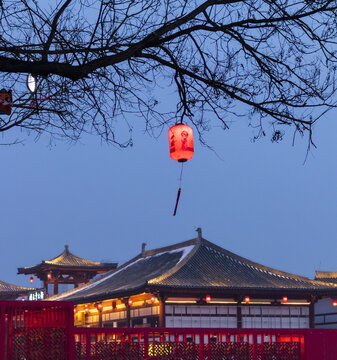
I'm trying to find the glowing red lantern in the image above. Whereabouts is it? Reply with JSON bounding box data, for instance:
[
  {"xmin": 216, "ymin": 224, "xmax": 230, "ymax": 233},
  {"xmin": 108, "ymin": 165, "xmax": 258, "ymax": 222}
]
[
  {"xmin": 168, "ymin": 124, "xmax": 194, "ymax": 162},
  {"xmin": 0, "ymin": 89, "xmax": 12, "ymax": 115},
  {"xmin": 151, "ymin": 296, "xmax": 156, "ymax": 304},
  {"xmin": 333, "ymin": 300, "xmax": 337, "ymax": 307},
  {"xmin": 97, "ymin": 303, "xmax": 103, "ymax": 311},
  {"xmin": 128, "ymin": 299, "xmax": 133, "ymax": 306},
  {"xmin": 206, "ymin": 295, "xmax": 211, "ymax": 303},
  {"xmin": 74, "ymin": 307, "xmax": 77, "ymax": 314},
  {"xmin": 85, "ymin": 305, "xmax": 89, "ymax": 313},
  {"xmin": 244, "ymin": 296, "xmax": 250, "ymax": 304},
  {"xmin": 282, "ymin": 297, "xmax": 288, "ymax": 304},
  {"xmin": 29, "ymin": 277, "xmax": 34, "ymax": 284},
  {"xmin": 47, "ymin": 273, "xmax": 52, "ymax": 279}
]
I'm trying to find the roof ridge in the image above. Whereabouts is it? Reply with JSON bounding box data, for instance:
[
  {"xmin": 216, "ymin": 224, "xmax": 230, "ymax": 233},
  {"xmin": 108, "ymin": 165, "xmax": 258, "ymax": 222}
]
[
  {"xmin": 148, "ymin": 237, "xmax": 200, "ymax": 286},
  {"xmin": 201, "ymin": 239, "xmax": 333, "ymax": 286},
  {"xmin": 142, "ymin": 238, "xmax": 197, "ymax": 258},
  {"xmin": 52, "ymin": 238, "xmax": 199, "ymax": 301},
  {"xmin": 45, "ymin": 245, "xmax": 102, "ymax": 266}
]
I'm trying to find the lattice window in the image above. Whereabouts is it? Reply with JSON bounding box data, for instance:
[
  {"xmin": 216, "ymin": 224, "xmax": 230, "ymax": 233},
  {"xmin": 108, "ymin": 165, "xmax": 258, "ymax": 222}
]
[
  {"xmin": 258, "ymin": 342, "xmax": 301, "ymax": 360},
  {"xmin": 148, "ymin": 342, "xmax": 199, "ymax": 360},
  {"xmin": 205, "ymin": 342, "xmax": 253, "ymax": 360},
  {"xmin": 12, "ymin": 327, "xmax": 66, "ymax": 360},
  {"xmin": 74, "ymin": 341, "xmax": 144, "ymax": 360}
]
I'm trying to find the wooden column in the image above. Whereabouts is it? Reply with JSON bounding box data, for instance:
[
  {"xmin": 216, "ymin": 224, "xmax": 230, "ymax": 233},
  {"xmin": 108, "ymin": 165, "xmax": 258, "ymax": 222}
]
[
  {"xmin": 309, "ymin": 296, "xmax": 316, "ymax": 328},
  {"xmin": 98, "ymin": 311, "xmax": 103, "ymax": 327},
  {"xmin": 43, "ymin": 281, "xmax": 48, "ymax": 294},
  {"xmin": 237, "ymin": 303, "xmax": 242, "ymax": 329},
  {"xmin": 53, "ymin": 280, "xmax": 59, "ymax": 295},
  {"xmin": 126, "ymin": 304, "xmax": 131, "ymax": 328},
  {"xmin": 158, "ymin": 294, "xmax": 166, "ymax": 328}
]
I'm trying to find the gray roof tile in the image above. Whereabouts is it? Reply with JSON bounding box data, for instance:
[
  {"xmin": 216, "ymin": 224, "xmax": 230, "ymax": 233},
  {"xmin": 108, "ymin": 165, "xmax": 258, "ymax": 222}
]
[{"xmin": 52, "ymin": 237, "xmax": 337, "ymax": 303}]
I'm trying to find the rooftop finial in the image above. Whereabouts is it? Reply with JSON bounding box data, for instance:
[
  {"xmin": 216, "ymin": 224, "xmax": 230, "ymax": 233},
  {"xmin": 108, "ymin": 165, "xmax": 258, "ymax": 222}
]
[
  {"xmin": 141, "ymin": 243, "xmax": 146, "ymax": 256},
  {"xmin": 65, "ymin": 244, "xmax": 69, "ymax": 251},
  {"xmin": 196, "ymin": 227, "xmax": 202, "ymax": 240}
]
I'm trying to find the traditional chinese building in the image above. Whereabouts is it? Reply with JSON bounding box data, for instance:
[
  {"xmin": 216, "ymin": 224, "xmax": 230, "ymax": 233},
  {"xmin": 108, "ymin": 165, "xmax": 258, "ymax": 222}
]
[
  {"xmin": 18, "ymin": 245, "xmax": 117, "ymax": 295},
  {"xmin": 313, "ymin": 271, "xmax": 337, "ymax": 328},
  {"xmin": 0, "ymin": 280, "xmax": 33, "ymax": 300},
  {"xmin": 52, "ymin": 229, "xmax": 337, "ymax": 329}
]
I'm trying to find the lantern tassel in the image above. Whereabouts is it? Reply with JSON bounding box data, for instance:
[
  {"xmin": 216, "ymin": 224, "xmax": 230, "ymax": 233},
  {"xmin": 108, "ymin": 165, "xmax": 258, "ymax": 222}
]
[
  {"xmin": 173, "ymin": 163, "xmax": 184, "ymax": 216},
  {"xmin": 173, "ymin": 188, "xmax": 181, "ymax": 216}
]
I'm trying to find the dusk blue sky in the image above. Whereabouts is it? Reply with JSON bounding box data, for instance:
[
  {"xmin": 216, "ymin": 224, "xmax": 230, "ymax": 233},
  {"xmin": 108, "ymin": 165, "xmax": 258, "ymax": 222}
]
[{"xmin": 2, "ymin": 111, "xmax": 337, "ymax": 290}]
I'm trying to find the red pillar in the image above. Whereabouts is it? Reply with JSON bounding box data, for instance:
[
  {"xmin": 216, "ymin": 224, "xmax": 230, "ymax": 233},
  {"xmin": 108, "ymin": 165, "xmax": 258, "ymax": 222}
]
[
  {"xmin": 143, "ymin": 331, "xmax": 149, "ymax": 360},
  {"xmin": 85, "ymin": 332, "xmax": 91, "ymax": 360},
  {"xmin": 0, "ymin": 304, "xmax": 6, "ymax": 360},
  {"xmin": 199, "ymin": 332, "xmax": 205, "ymax": 360},
  {"xmin": 252, "ymin": 333, "xmax": 258, "ymax": 360}
]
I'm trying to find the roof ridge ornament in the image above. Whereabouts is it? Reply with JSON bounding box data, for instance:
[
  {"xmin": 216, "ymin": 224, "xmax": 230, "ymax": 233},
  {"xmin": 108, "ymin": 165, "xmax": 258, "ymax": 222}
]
[
  {"xmin": 196, "ymin": 227, "xmax": 202, "ymax": 241},
  {"xmin": 65, "ymin": 245, "xmax": 69, "ymax": 252},
  {"xmin": 141, "ymin": 243, "xmax": 146, "ymax": 256}
]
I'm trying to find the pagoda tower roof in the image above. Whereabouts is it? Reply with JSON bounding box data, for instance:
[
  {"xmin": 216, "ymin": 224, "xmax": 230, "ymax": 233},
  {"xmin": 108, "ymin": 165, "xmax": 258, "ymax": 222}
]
[
  {"xmin": 18, "ymin": 245, "xmax": 117, "ymax": 274},
  {"xmin": 0, "ymin": 280, "xmax": 34, "ymax": 300},
  {"xmin": 52, "ymin": 230, "xmax": 337, "ymax": 304}
]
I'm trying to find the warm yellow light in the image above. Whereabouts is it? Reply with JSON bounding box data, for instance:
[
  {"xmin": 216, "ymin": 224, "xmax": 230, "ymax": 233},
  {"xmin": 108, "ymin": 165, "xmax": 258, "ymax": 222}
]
[
  {"xmin": 241, "ymin": 301, "xmax": 271, "ymax": 305},
  {"xmin": 165, "ymin": 300, "xmax": 197, "ymax": 304},
  {"xmin": 211, "ymin": 301, "xmax": 237, "ymax": 304}
]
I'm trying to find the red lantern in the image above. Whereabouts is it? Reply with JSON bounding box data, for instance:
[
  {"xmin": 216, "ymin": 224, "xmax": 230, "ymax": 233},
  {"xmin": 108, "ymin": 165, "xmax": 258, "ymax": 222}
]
[
  {"xmin": 333, "ymin": 300, "xmax": 337, "ymax": 307},
  {"xmin": 244, "ymin": 296, "xmax": 250, "ymax": 304},
  {"xmin": 29, "ymin": 277, "xmax": 34, "ymax": 284},
  {"xmin": 97, "ymin": 303, "xmax": 103, "ymax": 311},
  {"xmin": 47, "ymin": 273, "xmax": 52, "ymax": 279},
  {"xmin": 206, "ymin": 295, "xmax": 211, "ymax": 303},
  {"xmin": 168, "ymin": 124, "xmax": 194, "ymax": 162},
  {"xmin": 74, "ymin": 307, "xmax": 77, "ymax": 314},
  {"xmin": 128, "ymin": 299, "xmax": 133, "ymax": 306},
  {"xmin": 151, "ymin": 296, "xmax": 156, "ymax": 304},
  {"xmin": 282, "ymin": 297, "xmax": 288, "ymax": 304},
  {"xmin": 85, "ymin": 305, "xmax": 89, "ymax": 313},
  {"xmin": 0, "ymin": 89, "xmax": 12, "ymax": 115}
]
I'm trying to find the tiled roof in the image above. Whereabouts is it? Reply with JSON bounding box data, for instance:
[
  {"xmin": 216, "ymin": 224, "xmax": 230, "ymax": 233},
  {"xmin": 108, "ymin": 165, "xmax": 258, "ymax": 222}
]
[
  {"xmin": 45, "ymin": 245, "xmax": 104, "ymax": 267},
  {"xmin": 52, "ymin": 240, "xmax": 195, "ymax": 302},
  {"xmin": 0, "ymin": 280, "xmax": 33, "ymax": 299},
  {"xmin": 18, "ymin": 245, "xmax": 117, "ymax": 273},
  {"xmin": 149, "ymin": 239, "xmax": 335, "ymax": 291},
  {"xmin": 52, "ymin": 235, "xmax": 337, "ymax": 303},
  {"xmin": 315, "ymin": 271, "xmax": 337, "ymax": 284}
]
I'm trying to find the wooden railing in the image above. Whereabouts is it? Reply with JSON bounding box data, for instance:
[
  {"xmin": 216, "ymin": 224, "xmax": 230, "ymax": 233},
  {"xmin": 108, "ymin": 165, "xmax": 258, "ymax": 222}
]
[
  {"xmin": 1, "ymin": 301, "xmax": 337, "ymax": 360},
  {"xmin": 73, "ymin": 328, "xmax": 307, "ymax": 360}
]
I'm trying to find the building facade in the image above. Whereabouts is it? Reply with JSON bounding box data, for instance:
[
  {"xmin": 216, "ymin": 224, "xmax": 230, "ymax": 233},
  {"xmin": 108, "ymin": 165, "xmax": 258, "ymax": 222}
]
[{"xmin": 53, "ymin": 229, "xmax": 337, "ymax": 329}]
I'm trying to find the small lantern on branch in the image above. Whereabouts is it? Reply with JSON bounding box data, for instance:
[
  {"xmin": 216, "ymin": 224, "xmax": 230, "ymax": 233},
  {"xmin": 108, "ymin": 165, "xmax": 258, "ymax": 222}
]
[{"xmin": 0, "ymin": 89, "xmax": 12, "ymax": 115}]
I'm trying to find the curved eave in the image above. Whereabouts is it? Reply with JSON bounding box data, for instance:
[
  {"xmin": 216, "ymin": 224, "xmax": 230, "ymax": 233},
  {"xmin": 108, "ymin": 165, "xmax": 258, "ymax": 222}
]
[
  {"xmin": 147, "ymin": 283, "xmax": 337, "ymax": 297},
  {"xmin": 54, "ymin": 284, "xmax": 148, "ymax": 305},
  {"xmin": 18, "ymin": 263, "xmax": 117, "ymax": 274}
]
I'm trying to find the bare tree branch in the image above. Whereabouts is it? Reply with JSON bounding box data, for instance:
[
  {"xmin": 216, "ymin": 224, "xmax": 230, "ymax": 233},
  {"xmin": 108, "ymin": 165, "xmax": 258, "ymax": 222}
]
[{"xmin": 0, "ymin": 0, "xmax": 336, "ymax": 146}]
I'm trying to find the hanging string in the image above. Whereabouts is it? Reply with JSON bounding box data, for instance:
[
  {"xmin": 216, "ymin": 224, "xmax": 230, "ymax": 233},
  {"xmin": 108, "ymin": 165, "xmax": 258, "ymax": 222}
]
[{"xmin": 173, "ymin": 162, "xmax": 184, "ymax": 216}]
